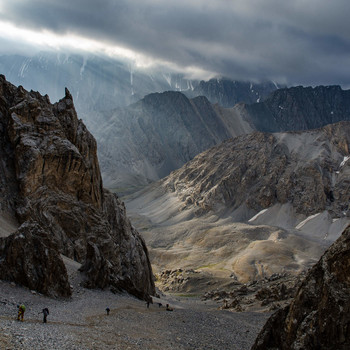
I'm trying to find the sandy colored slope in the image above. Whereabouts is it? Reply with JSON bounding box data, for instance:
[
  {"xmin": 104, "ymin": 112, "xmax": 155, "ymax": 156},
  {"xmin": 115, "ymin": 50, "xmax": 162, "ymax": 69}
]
[{"xmin": 125, "ymin": 185, "xmax": 339, "ymax": 287}]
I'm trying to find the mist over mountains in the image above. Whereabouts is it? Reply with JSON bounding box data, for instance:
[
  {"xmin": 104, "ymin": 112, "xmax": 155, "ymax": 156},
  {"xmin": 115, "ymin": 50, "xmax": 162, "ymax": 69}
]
[
  {"xmin": 0, "ymin": 51, "xmax": 280, "ymax": 190},
  {"xmin": 0, "ymin": 52, "xmax": 196, "ymax": 114}
]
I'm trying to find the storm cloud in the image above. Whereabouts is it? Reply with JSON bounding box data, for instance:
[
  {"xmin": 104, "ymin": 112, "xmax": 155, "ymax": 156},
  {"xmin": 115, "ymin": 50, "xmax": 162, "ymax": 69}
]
[{"xmin": 1, "ymin": 0, "xmax": 350, "ymax": 86}]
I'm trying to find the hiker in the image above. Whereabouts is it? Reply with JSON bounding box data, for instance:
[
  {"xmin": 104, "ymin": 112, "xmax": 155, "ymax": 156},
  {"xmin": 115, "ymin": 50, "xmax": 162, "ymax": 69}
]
[
  {"xmin": 106, "ymin": 307, "xmax": 110, "ymax": 315},
  {"xmin": 17, "ymin": 304, "xmax": 26, "ymax": 321},
  {"xmin": 166, "ymin": 304, "xmax": 173, "ymax": 311},
  {"xmin": 158, "ymin": 303, "xmax": 162, "ymax": 308},
  {"xmin": 146, "ymin": 301, "xmax": 150, "ymax": 308},
  {"xmin": 42, "ymin": 308, "xmax": 49, "ymax": 323}
]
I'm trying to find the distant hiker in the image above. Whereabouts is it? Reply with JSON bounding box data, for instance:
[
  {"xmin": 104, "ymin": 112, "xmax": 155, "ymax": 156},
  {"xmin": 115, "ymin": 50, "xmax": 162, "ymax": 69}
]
[
  {"xmin": 166, "ymin": 304, "xmax": 173, "ymax": 311},
  {"xmin": 17, "ymin": 304, "xmax": 26, "ymax": 321},
  {"xmin": 158, "ymin": 303, "xmax": 162, "ymax": 308},
  {"xmin": 42, "ymin": 308, "xmax": 49, "ymax": 323},
  {"xmin": 106, "ymin": 307, "xmax": 110, "ymax": 315},
  {"xmin": 146, "ymin": 301, "xmax": 150, "ymax": 308}
]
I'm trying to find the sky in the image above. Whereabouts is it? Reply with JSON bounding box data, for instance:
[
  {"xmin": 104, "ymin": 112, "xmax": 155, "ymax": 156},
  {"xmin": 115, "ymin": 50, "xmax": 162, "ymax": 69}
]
[{"xmin": 0, "ymin": 0, "xmax": 350, "ymax": 86}]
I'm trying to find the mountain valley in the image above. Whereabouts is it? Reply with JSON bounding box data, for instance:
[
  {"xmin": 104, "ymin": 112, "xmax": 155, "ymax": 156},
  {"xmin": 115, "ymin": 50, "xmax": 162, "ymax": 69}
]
[{"xmin": 125, "ymin": 122, "xmax": 350, "ymax": 294}]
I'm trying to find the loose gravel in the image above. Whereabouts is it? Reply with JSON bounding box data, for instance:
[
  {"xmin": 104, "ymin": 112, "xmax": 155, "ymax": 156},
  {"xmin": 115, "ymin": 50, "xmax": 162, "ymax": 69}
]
[{"xmin": 0, "ymin": 280, "xmax": 269, "ymax": 350}]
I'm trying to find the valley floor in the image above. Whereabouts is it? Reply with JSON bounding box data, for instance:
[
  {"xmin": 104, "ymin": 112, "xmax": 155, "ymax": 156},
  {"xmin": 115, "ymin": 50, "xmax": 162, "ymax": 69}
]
[{"xmin": 0, "ymin": 280, "xmax": 269, "ymax": 350}]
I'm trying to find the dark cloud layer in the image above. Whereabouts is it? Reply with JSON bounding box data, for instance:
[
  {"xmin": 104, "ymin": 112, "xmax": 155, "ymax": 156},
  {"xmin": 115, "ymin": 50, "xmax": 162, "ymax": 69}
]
[{"xmin": 1, "ymin": 0, "xmax": 350, "ymax": 85}]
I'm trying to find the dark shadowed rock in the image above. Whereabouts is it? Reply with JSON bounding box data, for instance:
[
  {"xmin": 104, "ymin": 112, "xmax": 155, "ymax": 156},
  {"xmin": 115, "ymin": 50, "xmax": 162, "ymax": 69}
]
[
  {"xmin": 246, "ymin": 85, "xmax": 350, "ymax": 132},
  {"xmin": 0, "ymin": 221, "xmax": 71, "ymax": 297},
  {"xmin": 252, "ymin": 224, "xmax": 350, "ymax": 350},
  {"xmin": 0, "ymin": 75, "xmax": 155, "ymax": 299}
]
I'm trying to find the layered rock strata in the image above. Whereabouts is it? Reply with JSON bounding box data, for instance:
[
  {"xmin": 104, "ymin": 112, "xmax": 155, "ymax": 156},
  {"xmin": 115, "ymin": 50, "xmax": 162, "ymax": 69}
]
[{"xmin": 0, "ymin": 75, "xmax": 155, "ymax": 299}]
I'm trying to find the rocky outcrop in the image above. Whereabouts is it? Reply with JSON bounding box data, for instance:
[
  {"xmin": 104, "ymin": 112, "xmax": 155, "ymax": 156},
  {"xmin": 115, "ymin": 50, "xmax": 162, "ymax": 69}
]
[
  {"xmin": 0, "ymin": 75, "xmax": 155, "ymax": 299},
  {"xmin": 161, "ymin": 122, "xmax": 350, "ymax": 219},
  {"xmin": 252, "ymin": 224, "xmax": 350, "ymax": 350}
]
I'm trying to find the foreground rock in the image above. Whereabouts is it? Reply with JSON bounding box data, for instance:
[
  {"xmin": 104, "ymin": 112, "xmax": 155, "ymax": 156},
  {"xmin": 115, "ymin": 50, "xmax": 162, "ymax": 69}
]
[
  {"xmin": 252, "ymin": 224, "xmax": 350, "ymax": 350},
  {"xmin": 0, "ymin": 75, "xmax": 155, "ymax": 299},
  {"xmin": 0, "ymin": 222, "xmax": 71, "ymax": 297}
]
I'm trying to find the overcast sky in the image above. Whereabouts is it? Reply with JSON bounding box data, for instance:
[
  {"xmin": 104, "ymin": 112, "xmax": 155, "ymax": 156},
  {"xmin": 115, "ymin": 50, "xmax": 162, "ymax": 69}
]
[{"xmin": 1, "ymin": 0, "xmax": 350, "ymax": 86}]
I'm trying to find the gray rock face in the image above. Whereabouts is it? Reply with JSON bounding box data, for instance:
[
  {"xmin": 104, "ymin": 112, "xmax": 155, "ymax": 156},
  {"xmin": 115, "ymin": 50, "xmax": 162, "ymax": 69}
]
[
  {"xmin": 0, "ymin": 75, "xmax": 155, "ymax": 299},
  {"xmin": 187, "ymin": 78, "xmax": 279, "ymax": 107},
  {"xmin": 161, "ymin": 122, "xmax": 350, "ymax": 219},
  {"xmin": 245, "ymin": 85, "xmax": 350, "ymax": 132},
  {"xmin": 252, "ymin": 224, "xmax": 350, "ymax": 350}
]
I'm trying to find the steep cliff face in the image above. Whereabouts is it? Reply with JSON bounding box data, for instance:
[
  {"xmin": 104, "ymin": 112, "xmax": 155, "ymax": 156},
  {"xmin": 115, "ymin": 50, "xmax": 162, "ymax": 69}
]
[
  {"xmin": 252, "ymin": 224, "xmax": 350, "ymax": 350},
  {"xmin": 188, "ymin": 78, "xmax": 279, "ymax": 107},
  {"xmin": 245, "ymin": 85, "xmax": 350, "ymax": 132},
  {"xmin": 0, "ymin": 75, "xmax": 155, "ymax": 299}
]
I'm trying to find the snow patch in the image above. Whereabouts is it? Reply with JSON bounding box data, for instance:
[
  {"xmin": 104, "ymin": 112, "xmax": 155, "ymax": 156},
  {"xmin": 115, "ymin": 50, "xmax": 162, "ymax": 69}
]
[
  {"xmin": 19, "ymin": 59, "xmax": 31, "ymax": 77},
  {"xmin": 163, "ymin": 73, "xmax": 172, "ymax": 87},
  {"xmin": 340, "ymin": 156, "xmax": 350, "ymax": 168},
  {"xmin": 248, "ymin": 209, "xmax": 268, "ymax": 222},
  {"xmin": 295, "ymin": 213, "xmax": 321, "ymax": 230}
]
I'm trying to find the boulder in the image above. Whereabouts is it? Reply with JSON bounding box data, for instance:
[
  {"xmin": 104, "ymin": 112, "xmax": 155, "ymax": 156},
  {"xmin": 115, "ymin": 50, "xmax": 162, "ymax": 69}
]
[{"xmin": 0, "ymin": 222, "xmax": 71, "ymax": 297}]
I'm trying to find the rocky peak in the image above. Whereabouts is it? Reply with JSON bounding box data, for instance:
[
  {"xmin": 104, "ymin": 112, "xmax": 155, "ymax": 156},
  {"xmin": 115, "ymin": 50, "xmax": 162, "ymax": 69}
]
[{"xmin": 0, "ymin": 75, "xmax": 155, "ymax": 299}]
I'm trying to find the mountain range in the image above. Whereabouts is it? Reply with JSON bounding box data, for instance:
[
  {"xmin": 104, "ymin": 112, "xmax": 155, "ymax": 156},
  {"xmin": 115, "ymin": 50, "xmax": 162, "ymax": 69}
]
[
  {"xmin": 126, "ymin": 122, "xmax": 350, "ymax": 287},
  {"xmin": 96, "ymin": 84, "xmax": 350, "ymax": 192}
]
